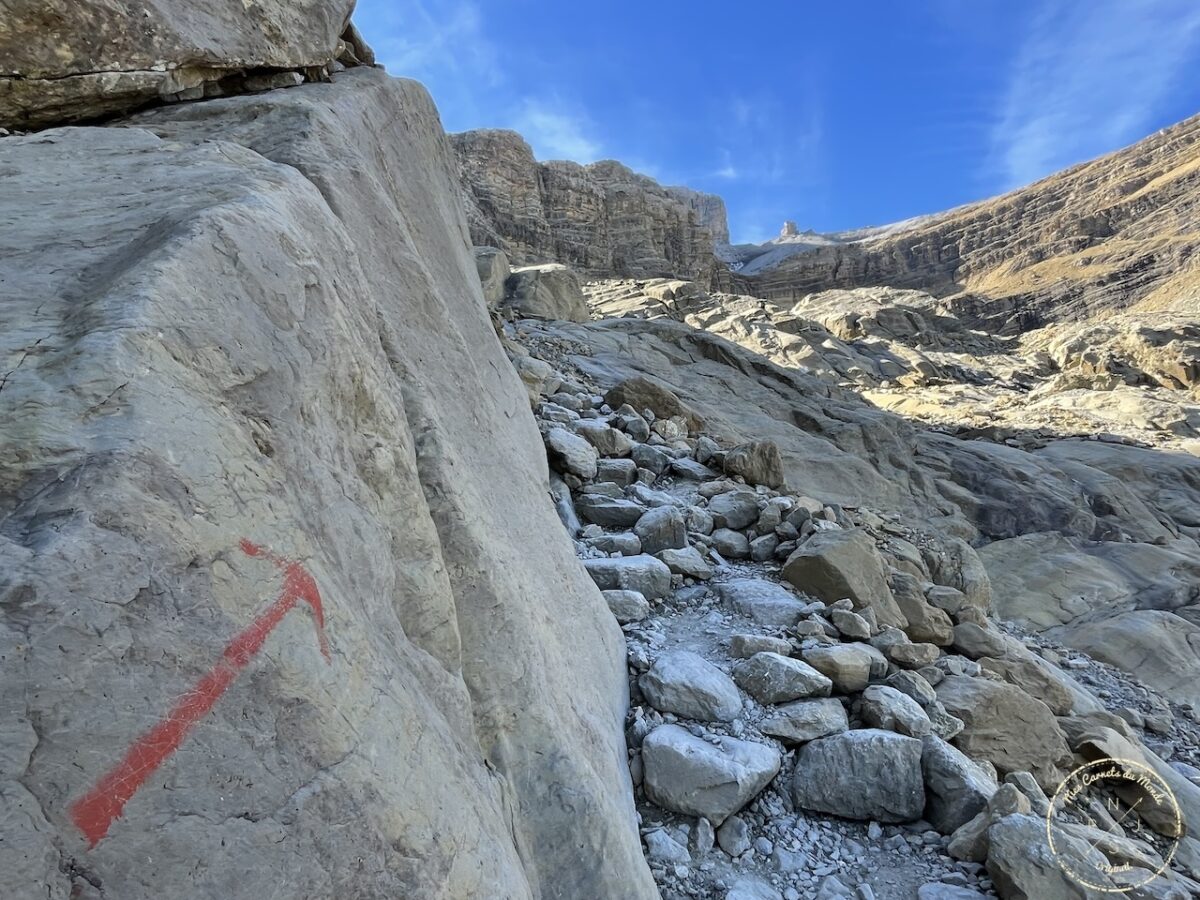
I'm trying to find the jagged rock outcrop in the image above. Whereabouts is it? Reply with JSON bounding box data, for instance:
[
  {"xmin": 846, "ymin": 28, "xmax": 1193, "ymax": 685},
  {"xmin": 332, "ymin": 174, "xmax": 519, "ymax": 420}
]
[
  {"xmin": 0, "ymin": 69, "xmax": 655, "ymax": 898},
  {"xmin": 0, "ymin": 0, "xmax": 371, "ymax": 129},
  {"xmin": 451, "ymin": 128, "xmax": 723, "ymax": 280},
  {"xmin": 731, "ymin": 112, "xmax": 1200, "ymax": 335}
]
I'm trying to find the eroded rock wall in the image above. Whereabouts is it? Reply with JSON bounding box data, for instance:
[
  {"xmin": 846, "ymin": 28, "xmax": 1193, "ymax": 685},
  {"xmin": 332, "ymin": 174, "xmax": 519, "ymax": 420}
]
[
  {"xmin": 451, "ymin": 128, "xmax": 723, "ymax": 280},
  {"xmin": 0, "ymin": 69, "xmax": 655, "ymax": 899}
]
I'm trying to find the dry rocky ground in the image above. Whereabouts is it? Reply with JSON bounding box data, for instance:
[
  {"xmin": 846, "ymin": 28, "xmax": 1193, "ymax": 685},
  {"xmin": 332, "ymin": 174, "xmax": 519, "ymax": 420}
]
[{"xmin": 487, "ymin": 251, "xmax": 1200, "ymax": 898}]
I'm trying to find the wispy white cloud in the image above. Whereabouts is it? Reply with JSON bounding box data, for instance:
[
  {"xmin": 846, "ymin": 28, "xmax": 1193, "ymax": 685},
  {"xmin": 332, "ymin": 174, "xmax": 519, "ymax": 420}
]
[
  {"xmin": 990, "ymin": 0, "xmax": 1200, "ymax": 189},
  {"xmin": 512, "ymin": 99, "xmax": 602, "ymax": 162}
]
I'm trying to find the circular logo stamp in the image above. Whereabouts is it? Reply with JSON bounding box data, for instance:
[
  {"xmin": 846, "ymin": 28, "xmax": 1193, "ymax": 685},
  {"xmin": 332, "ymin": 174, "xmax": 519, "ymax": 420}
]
[{"xmin": 1046, "ymin": 757, "xmax": 1182, "ymax": 893}]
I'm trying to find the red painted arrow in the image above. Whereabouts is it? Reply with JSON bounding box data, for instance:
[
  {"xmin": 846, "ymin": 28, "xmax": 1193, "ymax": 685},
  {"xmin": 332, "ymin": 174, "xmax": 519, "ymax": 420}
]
[{"xmin": 69, "ymin": 539, "xmax": 331, "ymax": 847}]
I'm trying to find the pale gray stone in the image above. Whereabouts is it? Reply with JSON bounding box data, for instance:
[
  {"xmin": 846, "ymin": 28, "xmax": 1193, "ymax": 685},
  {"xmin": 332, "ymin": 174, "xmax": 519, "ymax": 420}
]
[
  {"xmin": 635, "ymin": 506, "xmax": 687, "ymax": 554},
  {"xmin": 642, "ymin": 725, "xmax": 781, "ymax": 824},
  {"xmin": 859, "ymin": 685, "xmax": 931, "ymax": 737},
  {"xmin": 657, "ymin": 546, "xmax": 713, "ymax": 580},
  {"xmin": 716, "ymin": 579, "xmax": 808, "ymax": 627},
  {"xmin": 584, "ymin": 555, "xmax": 673, "ymax": 599},
  {"xmin": 640, "ymin": 651, "xmax": 743, "ymax": 721},
  {"xmin": 708, "ymin": 491, "xmax": 761, "ymax": 529},
  {"xmin": 603, "ymin": 590, "xmax": 651, "ymax": 624},
  {"xmin": 733, "ymin": 652, "xmax": 833, "ymax": 704},
  {"xmin": 545, "ymin": 426, "xmax": 599, "ymax": 479}
]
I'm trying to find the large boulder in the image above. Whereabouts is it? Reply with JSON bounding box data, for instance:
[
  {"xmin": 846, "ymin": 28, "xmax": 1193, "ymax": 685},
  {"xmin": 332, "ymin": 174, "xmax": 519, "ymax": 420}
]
[
  {"xmin": 603, "ymin": 376, "xmax": 704, "ymax": 432},
  {"xmin": 936, "ymin": 676, "xmax": 1072, "ymax": 791},
  {"xmin": 474, "ymin": 246, "xmax": 511, "ymax": 307},
  {"xmin": 0, "ymin": 71, "xmax": 656, "ymax": 899},
  {"xmin": 921, "ymin": 735, "xmax": 997, "ymax": 834},
  {"xmin": 791, "ymin": 730, "xmax": 925, "ymax": 822},
  {"xmin": 0, "ymin": 0, "xmax": 359, "ymax": 129},
  {"xmin": 504, "ymin": 263, "xmax": 590, "ymax": 322},
  {"xmin": 641, "ymin": 725, "xmax": 781, "ymax": 824},
  {"xmin": 723, "ymin": 441, "xmax": 786, "ymax": 488},
  {"xmin": 583, "ymin": 555, "xmax": 673, "ymax": 599},
  {"xmin": 782, "ymin": 530, "xmax": 907, "ymax": 628}
]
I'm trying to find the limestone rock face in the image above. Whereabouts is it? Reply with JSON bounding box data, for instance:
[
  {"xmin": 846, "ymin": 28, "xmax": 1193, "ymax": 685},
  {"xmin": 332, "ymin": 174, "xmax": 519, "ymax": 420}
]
[
  {"xmin": 0, "ymin": 70, "xmax": 655, "ymax": 899},
  {"xmin": 450, "ymin": 128, "xmax": 722, "ymax": 279},
  {"xmin": 0, "ymin": 0, "xmax": 359, "ymax": 129}
]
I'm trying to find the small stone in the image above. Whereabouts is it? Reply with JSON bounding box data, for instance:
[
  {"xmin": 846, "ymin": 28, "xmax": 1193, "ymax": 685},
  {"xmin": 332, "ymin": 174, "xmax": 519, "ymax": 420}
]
[
  {"xmin": 644, "ymin": 828, "xmax": 690, "ymax": 864},
  {"xmin": 657, "ymin": 546, "xmax": 714, "ymax": 580},
  {"xmin": 860, "ymin": 685, "xmax": 931, "ymax": 737},
  {"xmin": 717, "ymin": 814, "xmax": 752, "ymax": 856},
  {"xmin": 831, "ymin": 608, "xmax": 872, "ymax": 640},
  {"xmin": 950, "ymin": 623, "xmax": 1008, "ymax": 660},
  {"xmin": 733, "ymin": 652, "xmax": 833, "ymax": 704},
  {"xmin": 602, "ymin": 589, "xmax": 650, "ymax": 623},
  {"xmin": 711, "ymin": 528, "xmax": 751, "ymax": 559},
  {"xmin": 729, "ymin": 634, "xmax": 793, "ymax": 659}
]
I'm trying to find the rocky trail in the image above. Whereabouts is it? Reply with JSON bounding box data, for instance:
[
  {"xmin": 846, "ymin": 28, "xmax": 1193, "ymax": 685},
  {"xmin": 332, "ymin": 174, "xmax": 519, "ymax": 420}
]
[{"xmin": 507, "ymin": 312, "xmax": 1200, "ymax": 899}]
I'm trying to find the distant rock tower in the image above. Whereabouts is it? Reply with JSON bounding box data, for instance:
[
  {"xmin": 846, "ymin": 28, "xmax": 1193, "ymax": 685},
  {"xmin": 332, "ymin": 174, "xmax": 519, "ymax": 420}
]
[{"xmin": 780, "ymin": 220, "xmax": 799, "ymax": 237}]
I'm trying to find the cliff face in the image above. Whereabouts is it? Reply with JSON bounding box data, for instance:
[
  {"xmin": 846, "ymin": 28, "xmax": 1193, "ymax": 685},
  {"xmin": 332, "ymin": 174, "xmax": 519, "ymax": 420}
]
[
  {"xmin": 0, "ymin": 69, "xmax": 654, "ymax": 899},
  {"xmin": 734, "ymin": 113, "xmax": 1200, "ymax": 334},
  {"xmin": 451, "ymin": 128, "xmax": 725, "ymax": 280}
]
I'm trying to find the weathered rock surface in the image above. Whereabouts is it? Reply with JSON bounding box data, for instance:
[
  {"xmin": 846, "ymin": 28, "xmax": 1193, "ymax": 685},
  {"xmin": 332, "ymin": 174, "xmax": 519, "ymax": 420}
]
[
  {"xmin": 641, "ymin": 724, "xmax": 781, "ymax": 824},
  {"xmin": 0, "ymin": 0, "xmax": 360, "ymax": 129},
  {"xmin": 791, "ymin": 730, "xmax": 925, "ymax": 822},
  {"xmin": 451, "ymin": 128, "xmax": 723, "ymax": 280},
  {"xmin": 0, "ymin": 70, "xmax": 656, "ymax": 898}
]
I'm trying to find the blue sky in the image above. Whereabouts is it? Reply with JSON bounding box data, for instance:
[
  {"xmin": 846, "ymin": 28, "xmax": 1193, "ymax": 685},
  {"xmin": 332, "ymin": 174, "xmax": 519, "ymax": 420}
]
[{"xmin": 355, "ymin": 0, "xmax": 1200, "ymax": 243}]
